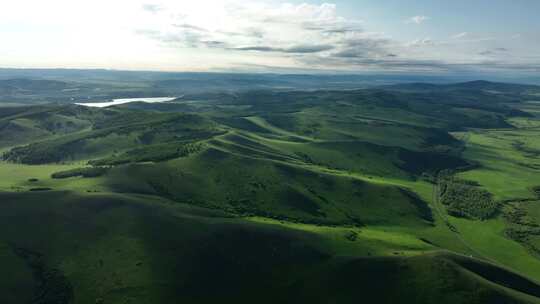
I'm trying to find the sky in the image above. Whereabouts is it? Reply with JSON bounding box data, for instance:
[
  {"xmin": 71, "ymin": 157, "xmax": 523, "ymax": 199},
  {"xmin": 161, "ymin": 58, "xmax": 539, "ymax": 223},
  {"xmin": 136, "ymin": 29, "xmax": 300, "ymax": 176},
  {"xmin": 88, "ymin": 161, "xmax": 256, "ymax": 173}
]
[{"xmin": 0, "ymin": 0, "xmax": 538, "ymax": 74}]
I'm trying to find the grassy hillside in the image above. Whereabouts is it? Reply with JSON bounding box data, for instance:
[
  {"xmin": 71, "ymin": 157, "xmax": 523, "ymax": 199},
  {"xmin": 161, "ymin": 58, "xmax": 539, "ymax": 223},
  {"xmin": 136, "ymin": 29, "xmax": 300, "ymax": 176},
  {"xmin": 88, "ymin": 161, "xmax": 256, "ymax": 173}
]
[
  {"xmin": 0, "ymin": 105, "xmax": 103, "ymax": 148},
  {"xmin": 2, "ymin": 109, "xmax": 223, "ymax": 164},
  {"xmin": 0, "ymin": 191, "xmax": 538, "ymax": 304},
  {"xmin": 102, "ymin": 147, "xmax": 433, "ymax": 226}
]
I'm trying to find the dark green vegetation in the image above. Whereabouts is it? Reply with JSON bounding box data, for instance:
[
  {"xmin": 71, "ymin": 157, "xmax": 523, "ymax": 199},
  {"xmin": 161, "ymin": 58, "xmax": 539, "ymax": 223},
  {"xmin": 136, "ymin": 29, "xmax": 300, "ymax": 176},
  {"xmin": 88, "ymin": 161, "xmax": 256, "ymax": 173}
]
[
  {"xmin": 439, "ymin": 175, "xmax": 498, "ymax": 220},
  {"xmin": 503, "ymin": 200, "xmax": 540, "ymax": 257},
  {"xmin": 89, "ymin": 142, "xmax": 204, "ymax": 166},
  {"xmin": 2, "ymin": 77, "xmax": 540, "ymax": 303},
  {"xmin": 51, "ymin": 167, "xmax": 109, "ymax": 179}
]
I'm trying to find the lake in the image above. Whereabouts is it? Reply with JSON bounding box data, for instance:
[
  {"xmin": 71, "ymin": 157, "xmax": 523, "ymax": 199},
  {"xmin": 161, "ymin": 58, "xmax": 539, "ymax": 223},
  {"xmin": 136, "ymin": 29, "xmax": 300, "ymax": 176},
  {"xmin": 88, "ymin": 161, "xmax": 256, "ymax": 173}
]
[{"xmin": 76, "ymin": 97, "xmax": 177, "ymax": 108}]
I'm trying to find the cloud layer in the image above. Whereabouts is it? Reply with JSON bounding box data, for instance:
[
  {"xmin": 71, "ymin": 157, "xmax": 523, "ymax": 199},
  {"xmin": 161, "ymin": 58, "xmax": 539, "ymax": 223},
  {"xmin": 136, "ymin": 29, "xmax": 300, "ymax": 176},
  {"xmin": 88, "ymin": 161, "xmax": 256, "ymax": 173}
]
[
  {"xmin": 136, "ymin": 2, "xmax": 422, "ymax": 71},
  {"xmin": 0, "ymin": 0, "xmax": 536, "ymax": 73},
  {"xmin": 131, "ymin": 1, "xmax": 537, "ymax": 73}
]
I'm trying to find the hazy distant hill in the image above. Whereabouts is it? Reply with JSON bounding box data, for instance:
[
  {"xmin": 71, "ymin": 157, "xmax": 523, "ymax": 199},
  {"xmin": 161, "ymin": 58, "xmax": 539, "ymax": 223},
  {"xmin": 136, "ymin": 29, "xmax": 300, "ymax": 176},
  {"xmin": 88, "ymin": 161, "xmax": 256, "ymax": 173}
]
[
  {"xmin": 383, "ymin": 80, "xmax": 540, "ymax": 94},
  {"xmin": 1, "ymin": 68, "xmax": 539, "ymax": 105}
]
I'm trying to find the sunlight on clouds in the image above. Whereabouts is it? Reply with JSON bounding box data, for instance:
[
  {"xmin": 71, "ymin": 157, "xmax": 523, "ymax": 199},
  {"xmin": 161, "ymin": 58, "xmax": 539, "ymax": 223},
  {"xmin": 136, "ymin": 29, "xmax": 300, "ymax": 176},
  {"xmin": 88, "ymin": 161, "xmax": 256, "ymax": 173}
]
[
  {"xmin": 132, "ymin": 1, "xmax": 400, "ymax": 71},
  {"xmin": 0, "ymin": 0, "xmax": 537, "ymax": 72}
]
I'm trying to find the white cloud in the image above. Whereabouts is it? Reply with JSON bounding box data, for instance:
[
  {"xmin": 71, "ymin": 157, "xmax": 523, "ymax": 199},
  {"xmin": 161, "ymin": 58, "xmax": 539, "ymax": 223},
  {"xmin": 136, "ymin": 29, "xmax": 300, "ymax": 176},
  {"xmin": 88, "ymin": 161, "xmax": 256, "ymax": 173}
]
[
  {"xmin": 452, "ymin": 32, "xmax": 468, "ymax": 39},
  {"xmin": 406, "ymin": 38, "xmax": 434, "ymax": 47},
  {"xmin": 406, "ymin": 15, "xmax": 430, "ymax": 24},
  {"xmin": 142, "ymin": 3, "xmax": 164, "ymax": 13}
]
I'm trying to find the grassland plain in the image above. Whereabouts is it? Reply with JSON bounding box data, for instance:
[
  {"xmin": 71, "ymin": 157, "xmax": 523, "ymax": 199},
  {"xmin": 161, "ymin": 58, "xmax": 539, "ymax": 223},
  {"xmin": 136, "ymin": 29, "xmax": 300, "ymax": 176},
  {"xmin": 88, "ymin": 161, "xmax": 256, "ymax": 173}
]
[
  {"xmin": 2, "ymin": 81, "xmax": 540, "ymax": 303},
  {"xmin": 427, "ymin": 101, "xmax": 540, "ymax": 280}
]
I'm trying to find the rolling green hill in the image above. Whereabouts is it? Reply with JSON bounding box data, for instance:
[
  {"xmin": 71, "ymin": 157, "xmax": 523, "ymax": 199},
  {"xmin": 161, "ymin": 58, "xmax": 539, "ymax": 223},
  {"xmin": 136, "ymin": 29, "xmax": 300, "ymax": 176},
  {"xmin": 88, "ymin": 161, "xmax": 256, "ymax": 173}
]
[
  {"xmin": 2, "ymin": 81, "xmax": 540, "ymax": 303},
  {"xmin": 2, "ymin": 109, "xmax": 223, "ymax": 164},
  {"xmin": 0, "ymin": 191, "xmax": 538, "ymax": 304},
  {"xmin": 102, "ymin": 147, "xmax": 433, "ymax": 226}
]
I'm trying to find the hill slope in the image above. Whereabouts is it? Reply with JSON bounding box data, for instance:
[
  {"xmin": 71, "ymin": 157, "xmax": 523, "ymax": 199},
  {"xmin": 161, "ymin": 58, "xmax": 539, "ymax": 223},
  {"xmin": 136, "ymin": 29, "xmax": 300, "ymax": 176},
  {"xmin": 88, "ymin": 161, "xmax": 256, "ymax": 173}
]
[{"xmin": 0, "ymin": 191, "xmax": 538, "ymax": 304}]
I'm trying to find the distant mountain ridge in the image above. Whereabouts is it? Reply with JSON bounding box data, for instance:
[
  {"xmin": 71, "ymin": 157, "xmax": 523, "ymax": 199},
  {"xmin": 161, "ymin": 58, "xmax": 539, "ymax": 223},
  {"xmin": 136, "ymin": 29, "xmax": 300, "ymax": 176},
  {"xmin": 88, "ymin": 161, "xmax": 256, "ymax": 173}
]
[
  {"xmin": 0, "ymin": 78, "xmax": 70, "ymax": 93},
  {"xmin": 1, "ymin": 68, "xmax": 539, "ymax": 108},
  {"xmin": 382, "ymin": 80, "xmax": 540, "ymax": 94}
]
